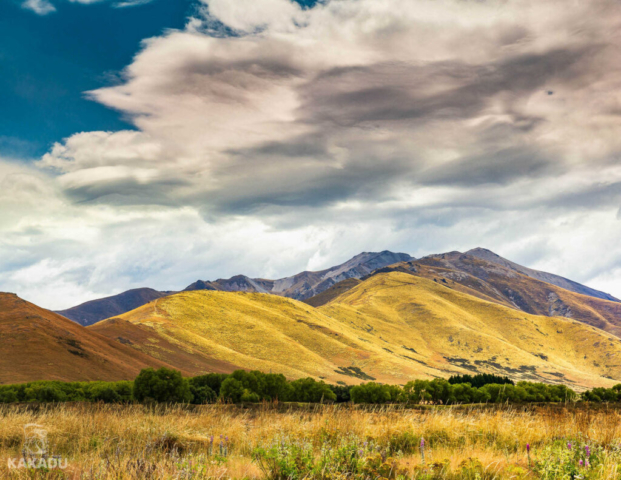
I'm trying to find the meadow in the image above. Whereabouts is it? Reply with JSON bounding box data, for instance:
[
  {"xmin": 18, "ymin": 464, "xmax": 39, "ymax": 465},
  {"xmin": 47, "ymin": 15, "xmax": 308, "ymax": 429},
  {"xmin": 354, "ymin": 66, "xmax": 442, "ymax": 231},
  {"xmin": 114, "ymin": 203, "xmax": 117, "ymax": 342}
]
[{"xmin": 2, "ymin": 403, "xmax": 621, "ymax": 479}]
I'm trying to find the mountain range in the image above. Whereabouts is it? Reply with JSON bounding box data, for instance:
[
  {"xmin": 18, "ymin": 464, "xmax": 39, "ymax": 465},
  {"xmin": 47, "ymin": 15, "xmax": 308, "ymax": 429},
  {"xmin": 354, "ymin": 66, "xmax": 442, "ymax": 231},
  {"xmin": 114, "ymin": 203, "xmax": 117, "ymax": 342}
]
[
  {"xmin": 57, "ymin": 251, "xmax": 412, "ymax": 326},
  {"xmin": 3, "ymin": 247, "xmax": 621, "ymax": 389}
]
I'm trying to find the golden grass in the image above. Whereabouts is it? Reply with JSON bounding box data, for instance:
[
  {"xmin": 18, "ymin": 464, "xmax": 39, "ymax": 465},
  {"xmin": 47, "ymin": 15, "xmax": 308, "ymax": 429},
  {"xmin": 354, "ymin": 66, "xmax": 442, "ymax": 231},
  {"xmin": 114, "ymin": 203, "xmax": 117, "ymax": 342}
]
[{"xmin": 2, "ymin": 404, "xmax": 621, "ymax": 479}]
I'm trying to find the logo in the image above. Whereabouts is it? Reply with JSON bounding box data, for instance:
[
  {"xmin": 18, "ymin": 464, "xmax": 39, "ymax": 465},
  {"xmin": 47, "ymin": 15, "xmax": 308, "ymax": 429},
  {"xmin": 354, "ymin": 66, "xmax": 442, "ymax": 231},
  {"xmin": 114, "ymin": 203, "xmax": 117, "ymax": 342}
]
[
  {"xmin": 23, "ymin": 424, "xmax": 48, "ymax": 456},
  {"xmin": 6, "ymin": 424, "xmax": 68, "ymax": 470}
]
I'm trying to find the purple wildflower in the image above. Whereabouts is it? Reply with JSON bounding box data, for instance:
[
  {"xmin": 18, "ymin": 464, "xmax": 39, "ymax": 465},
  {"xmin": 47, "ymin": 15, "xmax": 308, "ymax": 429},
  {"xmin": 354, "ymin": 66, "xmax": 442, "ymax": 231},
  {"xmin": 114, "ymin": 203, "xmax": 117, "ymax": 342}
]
[
  {"xmin": 526, "ymin": 444, "xmax": 530, "ymax": 453},
  {"xmin": 567, "ymin": 442, "xmax": 572, "ymax": 450},
  {"xmin": 421, "ymin": 438, "xmax": 425, "ymax": 448},
  {"xmin": 580, "ymin": 460, "xmax": 584, "ymax": 467},
  {"xmin": 585, "ymin": 445, "xmax": 591, "ymax": 457}
]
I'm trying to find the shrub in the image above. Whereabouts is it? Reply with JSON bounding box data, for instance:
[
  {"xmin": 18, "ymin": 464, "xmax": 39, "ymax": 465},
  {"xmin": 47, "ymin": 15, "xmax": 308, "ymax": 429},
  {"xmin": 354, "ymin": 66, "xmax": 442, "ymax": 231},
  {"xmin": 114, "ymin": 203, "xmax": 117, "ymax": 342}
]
[
  {"xmin": 219, "ymin": 378, "xmax": 245, "ymax": 403},
  {"xmin": 133, "ymin": 368, "xmax": 192, "ymax": 404},
  {"xmin": 289, "ymin": 378, "xmax": 336, "ymax": 403}
]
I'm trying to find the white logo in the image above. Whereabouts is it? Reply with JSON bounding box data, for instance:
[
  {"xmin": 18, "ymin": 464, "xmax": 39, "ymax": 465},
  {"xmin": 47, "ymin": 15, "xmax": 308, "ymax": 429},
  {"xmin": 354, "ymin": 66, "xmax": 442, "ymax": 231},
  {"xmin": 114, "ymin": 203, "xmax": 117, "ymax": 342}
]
[
  {"xmin": 23, "ymin": 424, "xmax": 48, "ymax": 456},
  {"xmin": 6, "ymin": 424, "xmax": 68, "ymax": 470}
]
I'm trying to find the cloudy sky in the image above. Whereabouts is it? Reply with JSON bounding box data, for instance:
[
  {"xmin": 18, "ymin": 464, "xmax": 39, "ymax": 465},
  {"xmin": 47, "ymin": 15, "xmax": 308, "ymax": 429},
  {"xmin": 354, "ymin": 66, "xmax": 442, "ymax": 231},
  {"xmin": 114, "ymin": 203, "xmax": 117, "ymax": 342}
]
[{"xmin": 2, "ymin": 0, "xmax": 621, "ymax": 309}]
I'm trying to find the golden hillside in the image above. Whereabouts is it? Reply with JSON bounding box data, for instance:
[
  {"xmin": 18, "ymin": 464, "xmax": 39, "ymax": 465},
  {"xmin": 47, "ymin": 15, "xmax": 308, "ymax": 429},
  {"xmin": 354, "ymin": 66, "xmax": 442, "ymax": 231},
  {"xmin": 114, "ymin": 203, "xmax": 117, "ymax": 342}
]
[
  {"xmin": 320, "ymin": 273, "xmax": 621, "ymax": 389},
  {"xmin": 0, "ymin": 293, "xmax": 173, "ymax": 384},
  {"xmin": 92, "ymin": 273, "xmax": 621, "ymax": 389},
  {"xmin": 380, "ymin": 254, "xmax": 621, "ymax": 338},
  {"xmin": 91, "ymin": 290, "xmax": 422, "ymax": 384}
]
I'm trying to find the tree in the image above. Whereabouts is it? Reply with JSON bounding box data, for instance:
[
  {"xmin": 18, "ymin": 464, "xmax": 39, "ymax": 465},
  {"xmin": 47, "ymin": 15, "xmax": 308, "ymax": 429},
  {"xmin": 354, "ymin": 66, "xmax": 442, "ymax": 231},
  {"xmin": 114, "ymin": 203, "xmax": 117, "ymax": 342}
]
[
  {"xmin": 190, "ymin": 373, "xmax": 228, "ymax": 396},
  {"xmin": 133, "ymin": 368, "xmax": 192, "ymax": 403},
  {"xmin": 219, "ymin": 378, "xmax": 245, "ymax": 403},
  {"xmin": 289, "ymin": 378, "xmax": 336, "ymax": 403}
]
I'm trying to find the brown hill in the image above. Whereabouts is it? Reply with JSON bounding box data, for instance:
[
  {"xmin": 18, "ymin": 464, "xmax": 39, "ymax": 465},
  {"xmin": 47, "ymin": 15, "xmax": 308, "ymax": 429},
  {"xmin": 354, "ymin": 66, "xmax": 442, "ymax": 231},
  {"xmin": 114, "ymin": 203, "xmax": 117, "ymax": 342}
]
[{"xmin": 0, "ymin": 292, "xmax": 174, "ymax": 384}]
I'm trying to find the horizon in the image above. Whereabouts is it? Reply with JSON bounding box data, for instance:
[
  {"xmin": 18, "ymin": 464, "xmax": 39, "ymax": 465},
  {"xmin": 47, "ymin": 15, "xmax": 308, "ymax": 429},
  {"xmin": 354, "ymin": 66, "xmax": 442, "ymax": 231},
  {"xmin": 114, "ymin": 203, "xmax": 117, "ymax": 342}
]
[{"xmin": 3, "ymin": 0, "xmax": 621, "ymax": 309}]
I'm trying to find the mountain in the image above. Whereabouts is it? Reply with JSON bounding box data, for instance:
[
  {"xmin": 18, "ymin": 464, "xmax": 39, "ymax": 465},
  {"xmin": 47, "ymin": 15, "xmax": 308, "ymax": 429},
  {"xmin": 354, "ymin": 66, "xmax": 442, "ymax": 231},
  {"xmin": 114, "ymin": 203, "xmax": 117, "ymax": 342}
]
[
  {"xmin": 362, "ymin": 250, "xmax": 621, "ymax": 338},
  {"xmin": 466, "ymin": 248, "xmax": 619, "ymax": 302},
  {"xmin": 0, "ymin": 292, "xmax": 173, "ymax": 384},
  {"xmin": 92, "ymin": 272, "xmax": 621, "ymax": 389},
  {"xmin": 184, "ymin": 251, "xmax": 413, "ymax": 300},
  {"xmin": 56, "ymin": 288, "xmax": 168, "ymax": 326},
  {"xmin": 58, "ymin": 251, "xmax": 412, "ymax": 326}
]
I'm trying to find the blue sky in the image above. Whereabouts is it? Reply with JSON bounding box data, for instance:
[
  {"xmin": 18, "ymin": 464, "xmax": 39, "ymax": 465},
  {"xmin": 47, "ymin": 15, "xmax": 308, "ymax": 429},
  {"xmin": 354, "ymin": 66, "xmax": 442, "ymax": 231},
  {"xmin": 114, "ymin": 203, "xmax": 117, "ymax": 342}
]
[
  {"xmin": 2, "ymin": 0, "xmax": 621, "ymax": 309},
  {"xmin": 0, "ymin": 0, "xmax": 194, "ymax": 158}
]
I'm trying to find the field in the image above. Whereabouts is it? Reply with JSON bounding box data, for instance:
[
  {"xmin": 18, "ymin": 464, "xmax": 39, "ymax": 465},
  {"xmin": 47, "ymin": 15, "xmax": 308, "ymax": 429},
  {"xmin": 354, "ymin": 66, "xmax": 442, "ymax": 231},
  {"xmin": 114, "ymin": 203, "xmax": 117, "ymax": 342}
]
[{"xmin": 2, "ymin": 404, "xmax": 621, "ymax": 479}]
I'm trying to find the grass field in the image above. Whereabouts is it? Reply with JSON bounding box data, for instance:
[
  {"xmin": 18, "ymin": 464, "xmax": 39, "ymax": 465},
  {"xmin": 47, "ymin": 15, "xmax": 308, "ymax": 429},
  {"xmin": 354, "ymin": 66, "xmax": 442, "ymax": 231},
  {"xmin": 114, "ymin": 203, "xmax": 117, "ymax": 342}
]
[{"xmin": 2, "ymin": 403, "xmax": 621, "ymax": 479}]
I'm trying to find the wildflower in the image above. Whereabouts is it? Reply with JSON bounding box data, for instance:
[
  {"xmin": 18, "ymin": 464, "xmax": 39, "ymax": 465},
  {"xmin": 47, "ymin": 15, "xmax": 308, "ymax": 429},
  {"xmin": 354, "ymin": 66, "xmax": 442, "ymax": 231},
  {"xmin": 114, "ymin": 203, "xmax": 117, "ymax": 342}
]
[
  {"xmin": 585, "ymin": 445, "xmax": 591, "ymax": 457},
  {"xmin": 586, "ymin": 459, "xmax": 590, "ymax": 468},
  {"xmin": 567, "ymin": 442, "xmax": 572, "ymax": 450},
  {"xmin": 526, "ymin": 443, "xmax": 530, "ymax": 453},
  {"xmin": 579, "ymin": 460, "xmax": 583, "ymax": 467}
]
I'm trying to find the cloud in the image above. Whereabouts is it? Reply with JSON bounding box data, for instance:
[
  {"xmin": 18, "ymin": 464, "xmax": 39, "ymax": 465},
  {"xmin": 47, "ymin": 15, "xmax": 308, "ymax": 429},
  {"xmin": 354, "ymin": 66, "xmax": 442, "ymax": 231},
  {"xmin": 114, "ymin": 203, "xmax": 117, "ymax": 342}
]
[
  {"xmin": 22, "ymin": 0, "xmax": 56, "ymax": 15},
  {"xmin": 7, "ymin": 0, "xmax": 621, "ymax": 306},
  {"xmin": 113, "ymin": 0, "xmax": 155, "ymax": 8},
  {"xmin": 22, "ymin": 0, "xmax": 155, "ymax": 14}
]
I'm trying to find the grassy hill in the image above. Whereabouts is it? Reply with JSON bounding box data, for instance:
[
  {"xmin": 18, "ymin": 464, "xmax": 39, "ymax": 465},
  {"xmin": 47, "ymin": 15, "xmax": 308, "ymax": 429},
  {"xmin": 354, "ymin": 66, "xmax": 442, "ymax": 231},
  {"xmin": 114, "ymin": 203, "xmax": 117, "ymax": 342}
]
[
  {"xmin": 319, "ymin": 273, "xmax": 621, "ymax": 389},
  {"xmin": 375, "ymin": 253, "xmax": 621, "ymax": 338},
  {"xmin": 0, "ymin": 293, "xmax": 173, "ymax": 384},
  {"xmin": 92, "ymin": 273, "xmax": 621, "ymax": 389}
]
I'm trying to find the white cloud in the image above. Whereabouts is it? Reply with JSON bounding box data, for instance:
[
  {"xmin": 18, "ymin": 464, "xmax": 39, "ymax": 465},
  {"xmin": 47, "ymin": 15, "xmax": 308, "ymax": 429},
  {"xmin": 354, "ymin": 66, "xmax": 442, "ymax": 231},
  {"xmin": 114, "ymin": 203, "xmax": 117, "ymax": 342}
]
[
  {"xmin": 6, "ymin": 0, "xmax": 621, "ymax": 307},
  {"xmin": 22, "ymin": 0, "xmax": 56, "ymax": 15}
]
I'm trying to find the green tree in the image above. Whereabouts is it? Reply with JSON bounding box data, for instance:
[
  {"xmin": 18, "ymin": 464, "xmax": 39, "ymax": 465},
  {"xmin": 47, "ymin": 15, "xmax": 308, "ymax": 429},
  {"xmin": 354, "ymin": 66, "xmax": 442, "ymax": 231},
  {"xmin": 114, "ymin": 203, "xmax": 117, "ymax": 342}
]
[
  {"xmin": 219, "ymin": 378, "xmax": 245, "ymax": 403},
  {"xmin": 133, "ymin": 368, "xmax": 192, "ymax": 403}
]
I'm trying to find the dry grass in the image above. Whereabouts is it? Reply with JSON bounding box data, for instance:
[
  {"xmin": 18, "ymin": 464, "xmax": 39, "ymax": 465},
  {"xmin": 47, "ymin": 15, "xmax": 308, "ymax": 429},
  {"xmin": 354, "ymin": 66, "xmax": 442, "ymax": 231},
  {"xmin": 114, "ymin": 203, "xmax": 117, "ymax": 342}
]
[{"xmin": 2, "ymin": 403, "xmax": 621, "ymax": 479}]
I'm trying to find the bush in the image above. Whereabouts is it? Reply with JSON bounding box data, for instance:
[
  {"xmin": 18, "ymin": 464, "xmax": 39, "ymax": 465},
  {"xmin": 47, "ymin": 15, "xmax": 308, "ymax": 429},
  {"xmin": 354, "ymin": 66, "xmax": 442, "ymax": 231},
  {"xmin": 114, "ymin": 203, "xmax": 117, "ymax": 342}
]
[
  {"xmin": 189, "ymin": 373, "xmax": 228, "ymax": 396},
  {"xmin": 133, "ymin": 368, "xmax": 192, "ymax": 403},
  {"xmin": 289, "ymin": 378, "xmax": 336, "ymax": 403},
  {"xmin": 219, "ymin": 378, "xmax": 245, "ymax": 403},
  {"xmin": 350, "ymin": 383, "xmax": 401, "ymax": 404}
]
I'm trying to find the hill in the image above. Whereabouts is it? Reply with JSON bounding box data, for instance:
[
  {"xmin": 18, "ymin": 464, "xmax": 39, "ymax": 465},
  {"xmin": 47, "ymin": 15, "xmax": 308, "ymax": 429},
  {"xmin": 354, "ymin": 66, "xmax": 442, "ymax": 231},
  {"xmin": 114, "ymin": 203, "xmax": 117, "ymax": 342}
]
[
  {"xmin": 56, "ymin": 288, "xmax": 169, "ymax": 326},
  {"xmin": 318, "ymin": 273, "xmax": 621, "ymax": 389},
  {"xmin": 372, "ymin": 252, "xmax": 621, "ymax": 339},
  {"xmin": 0, "ymin": 293, "xmax": 173, "ymax": 384},
  {"xmin": 92, "ymin": 273, "xmax": 621, "ymax": 389}
]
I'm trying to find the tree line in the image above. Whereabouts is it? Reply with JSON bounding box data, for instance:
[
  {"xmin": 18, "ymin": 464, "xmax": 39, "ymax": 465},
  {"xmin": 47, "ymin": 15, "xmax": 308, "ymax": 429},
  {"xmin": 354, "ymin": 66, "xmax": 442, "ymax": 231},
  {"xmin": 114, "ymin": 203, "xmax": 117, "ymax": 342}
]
[{"xmin": 0, "ymin": 368, "xmax": 617, "ymax": 405}]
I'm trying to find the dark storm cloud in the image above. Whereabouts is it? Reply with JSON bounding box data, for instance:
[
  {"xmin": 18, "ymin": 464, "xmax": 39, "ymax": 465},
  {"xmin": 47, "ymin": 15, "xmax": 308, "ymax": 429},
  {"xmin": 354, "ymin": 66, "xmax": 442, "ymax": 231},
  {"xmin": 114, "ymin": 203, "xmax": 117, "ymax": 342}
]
[
  {"xmin": 299, "ymin": 47, "xmax": 595, "ymax": 128},
  {"xmin": 420, "ymin": 147, "xmax": 559, "ymax": 187}
]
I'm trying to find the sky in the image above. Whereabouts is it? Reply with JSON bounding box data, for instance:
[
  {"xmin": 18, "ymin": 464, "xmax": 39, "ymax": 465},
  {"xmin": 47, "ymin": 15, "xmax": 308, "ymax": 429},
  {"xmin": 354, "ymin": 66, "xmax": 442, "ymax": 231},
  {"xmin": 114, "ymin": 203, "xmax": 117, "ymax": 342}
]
[{"xmin": 2, "ymin": 0, "xmax": 621, "ymax": 310}]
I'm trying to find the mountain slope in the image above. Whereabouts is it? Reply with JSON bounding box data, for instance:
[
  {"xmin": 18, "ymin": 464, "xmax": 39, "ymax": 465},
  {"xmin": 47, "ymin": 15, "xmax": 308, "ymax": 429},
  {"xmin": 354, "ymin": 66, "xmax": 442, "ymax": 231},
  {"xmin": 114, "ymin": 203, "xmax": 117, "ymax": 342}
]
[
  {"xmin": 56, "ymin": 288, "xmax": 169, "ymax": 326},
  {"xmin": 466, "ymin": 248, "xmax": 619, "ymax": 302},
  {"xmin": 0, "ymin": 293, "xmax": 173, "ymax": 384},
  {"xmin": 92, "ymin": 273, "xmax": 621, "ymax": 389},
  {"xmin": 303, "ymin": 278, "xmax": 362, "ymax": 307},
  {"xmin": 371, "ymin": 252, "xmax": 621, "ymax": 339},
  {"xmin": 318, "ymin": 273, "xmax": 621, "ymax": 389},
  {"xmin": 185, "ymin": 251, "xmax": 413, "ymax": 300}
]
